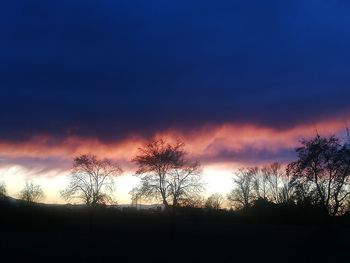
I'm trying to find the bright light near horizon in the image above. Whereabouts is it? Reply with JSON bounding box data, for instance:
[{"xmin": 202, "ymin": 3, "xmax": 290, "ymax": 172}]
[
  {"xmin": 114, "ymin": 172, "xmax": 140, "ymax": 204},
  {"xmin": 0, "ymin": 165, "xmax": 68, "ymax": 204},
  {"xmin": 0, "ymin": 117, "xmax": 348, "ymax": 205},
  {"xmin": 0, "ymin": 165, "xmax": 140, "ymax": 205},
  {"xmin": 202, "ymin": 166, "xmax": 234, "ymax": 196},
  {"xmin": 0, "ymin": 164, "xmax": 236, "ymax": 205}
]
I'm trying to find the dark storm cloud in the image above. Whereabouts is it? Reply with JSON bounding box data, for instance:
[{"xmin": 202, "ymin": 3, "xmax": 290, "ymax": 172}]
[{"xmin": 1, "ymin": 0, "xmax": 350, "ymax": 142}]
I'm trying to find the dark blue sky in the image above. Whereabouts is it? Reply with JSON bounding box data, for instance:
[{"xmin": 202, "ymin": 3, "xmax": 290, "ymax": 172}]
[{"xmin": 1, "ymin": 0, "xmax": 350, "ymax": 142}]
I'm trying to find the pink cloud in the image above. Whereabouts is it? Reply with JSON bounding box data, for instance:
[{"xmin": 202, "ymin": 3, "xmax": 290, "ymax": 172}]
[{"xmin": 0, "ymin": 116, "xmax": 348, "ymax": 173}]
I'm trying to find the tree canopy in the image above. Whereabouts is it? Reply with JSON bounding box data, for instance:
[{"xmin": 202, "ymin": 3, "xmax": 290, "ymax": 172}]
[
  {"xmin": 61, "ymin": 154, "xmax": 122, "ymax": 206},
  {"xmin": 132, "ymin": 139, "xmax": 204, "ymax": 211}
]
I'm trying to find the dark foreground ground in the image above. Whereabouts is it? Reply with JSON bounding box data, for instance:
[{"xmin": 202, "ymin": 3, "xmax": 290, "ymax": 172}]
[{"xmin": 1, "ymin": 202, "xmax": 349, "ymax": 263}]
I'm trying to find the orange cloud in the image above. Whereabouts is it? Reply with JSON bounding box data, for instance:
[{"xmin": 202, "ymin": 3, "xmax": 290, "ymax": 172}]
[
  {"xmin": 154, "ymin": 117, "xmax": 349, "ymax": 161},
  {"xmin": 0, "ymin": 116, "xmax": 348, "ymax": 170},
  {"xmin": 0, "ymin": 117, "xmax": 349, "ymax": 204}
]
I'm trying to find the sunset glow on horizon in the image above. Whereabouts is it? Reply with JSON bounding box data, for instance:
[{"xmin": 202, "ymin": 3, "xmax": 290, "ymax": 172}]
[{"xmin": 1, "ymin": 116, "xmax": 349, "ymax": 204}]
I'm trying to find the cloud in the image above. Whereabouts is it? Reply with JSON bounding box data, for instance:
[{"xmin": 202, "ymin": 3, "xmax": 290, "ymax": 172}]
[
  {"xmin": 0, "ymin": 116, "xmax": 348, "ymax": 177},
  {"xmin": 1, "ymin": 1, "xmax": 350, "ymax": 142}
]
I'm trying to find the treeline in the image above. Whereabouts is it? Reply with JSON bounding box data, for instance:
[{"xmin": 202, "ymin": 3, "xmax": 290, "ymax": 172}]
[
  {"xmin": 227, "ymin": 135, "xmax": 350, "ymax": 216},
  {"xmin": 131, "ymin": 134, "xmax": 350, "ymax": 216},
  {"xmin": 182, "ymin": 135, "xmax": 350, "ymax": 216},
  {"xmin": 1, "ymin": 134, "xmax": 350, "ymax": 217}
]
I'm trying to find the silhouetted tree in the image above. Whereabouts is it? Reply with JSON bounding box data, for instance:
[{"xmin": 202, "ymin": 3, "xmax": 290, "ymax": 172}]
[
  {"xmin": 132, "ymin": 139, "xmax": 204, "ymax": 212},
  {"xmin": 130, "ymin": 186, "xmax": 144, "ymax": 209},
  {"xmin": 247, "ymin": 163, "xmax": 294, "ymax": 204},
  {"xmin": 227, "ymin": 163, "xmax": 295, "ymax": 210},
  {"xmin": 60, "ymin": 154, "xmax": 122, "ymax": 206},
  {"xmin": 205, "ymin": 193, "xmax": 224, "ymax": 210},
  {"xmin": 178, "ymin": 194, "xmax": 205, "ymax": 208},
  {"xmin": 227, "ymin": 168, "xmax": 255, "ymax": 210},
  {"xmin": 251, "ymin": 167, "xmax": 269, "ymax": 200},
  {"xmin": 262, "ymin": 163, "xmax": 279, "ymax": 202},
  {"xmin": 0, "ymin": 181, "xmax": 6, "ymax": 199},
  {"xmin": 19, "ymin": 180, "xmax": 44, "ymax": 203},
  {"xmin": 276, "ymin": 167, "xmax": 295, "ymax": 204},
  {"xmin": 262, "ymin": 162, "xmax": 295, "ymax": 204},
  {"xmin": 287, "ymin": 135, "xmax": 350, "ymax": 215}
]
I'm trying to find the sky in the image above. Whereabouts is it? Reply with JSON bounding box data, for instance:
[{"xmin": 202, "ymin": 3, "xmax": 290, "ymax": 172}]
[{"xmin": 1, "ymin": 0, "xmax": 350, "ymax": 204}]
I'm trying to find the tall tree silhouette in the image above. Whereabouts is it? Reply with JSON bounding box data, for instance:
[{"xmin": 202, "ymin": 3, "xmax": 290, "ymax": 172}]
[
  {"xmin": 132, "ymin": 139, "xmax": 204, "ymax": 212},
  {"xmin": 61, "ymin": 154, "xmax": 122, "ymax": 206},
  {"xmin": 227, "ymin": 168, "xmax": 255, "ymax": 210},
  {"xmin": 288, "ymin": 135, "xmax": 350, "ymax": 215},
  {"xmin": 263, "ymin": 162, "xmax": 294, "ymax": 204},
  {"xmin": 251, "ymin": 167, "xmax": 269, "ymax": 201}
]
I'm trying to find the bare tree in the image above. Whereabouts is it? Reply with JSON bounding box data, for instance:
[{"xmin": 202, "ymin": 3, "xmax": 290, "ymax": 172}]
[
  {"xmin": 129, "ymin": 186, "xmax": 144, "ymax": 209},
  {"xmin": 132, "ymin": 139, "xmax": 204, "ymax": 212},
  {"xmin": 288, "ymin": 135, "xmax": 350, "ymax": 216},
  {"xmin": 19, "ymin": 180, "xmax": 44, "ymax": 203},
  {"xmin": 168, "ymin": 161, "xmax": 203, "ymax": 209},
  {"xmin": 60, "ymin": 154, "xmax": 122, "ymax": 206},
  {"xmin": 262, "ymin": 162, "xmax": 294, "ymax": 204},
  {"xmin": 277, "ymin": 171, "xmax": 295, "ymax": 204},
  {"xmin": 227, "ymin": 168, "xmax": 255, "ymax": 210},
  {"xmin": 178, "ymin": 194, "xmax": 205, "ymax": 208},
  {"xmin": 0, "ymin": 181, "xmax": 6, "ymax": 199},
  {"xmin": 261, "ymin": 164, "xmax": 277, "ymax": 202},
  {"xmin": 205, "ymin": 193, "xmax": 224, "ymax": 210},
  {"xmin": 251, "ymin": 167, "xmax": 269, "ymax": 201}
]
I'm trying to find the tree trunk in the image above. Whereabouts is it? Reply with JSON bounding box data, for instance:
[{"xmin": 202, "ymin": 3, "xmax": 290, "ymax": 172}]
[
  {"xmin": 172, "ymin": 198, "xmax": 178, "ymax": 214},
  {"xmin": 163, "ymin": 199, "xmax": 170, "ymax": 210}
]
